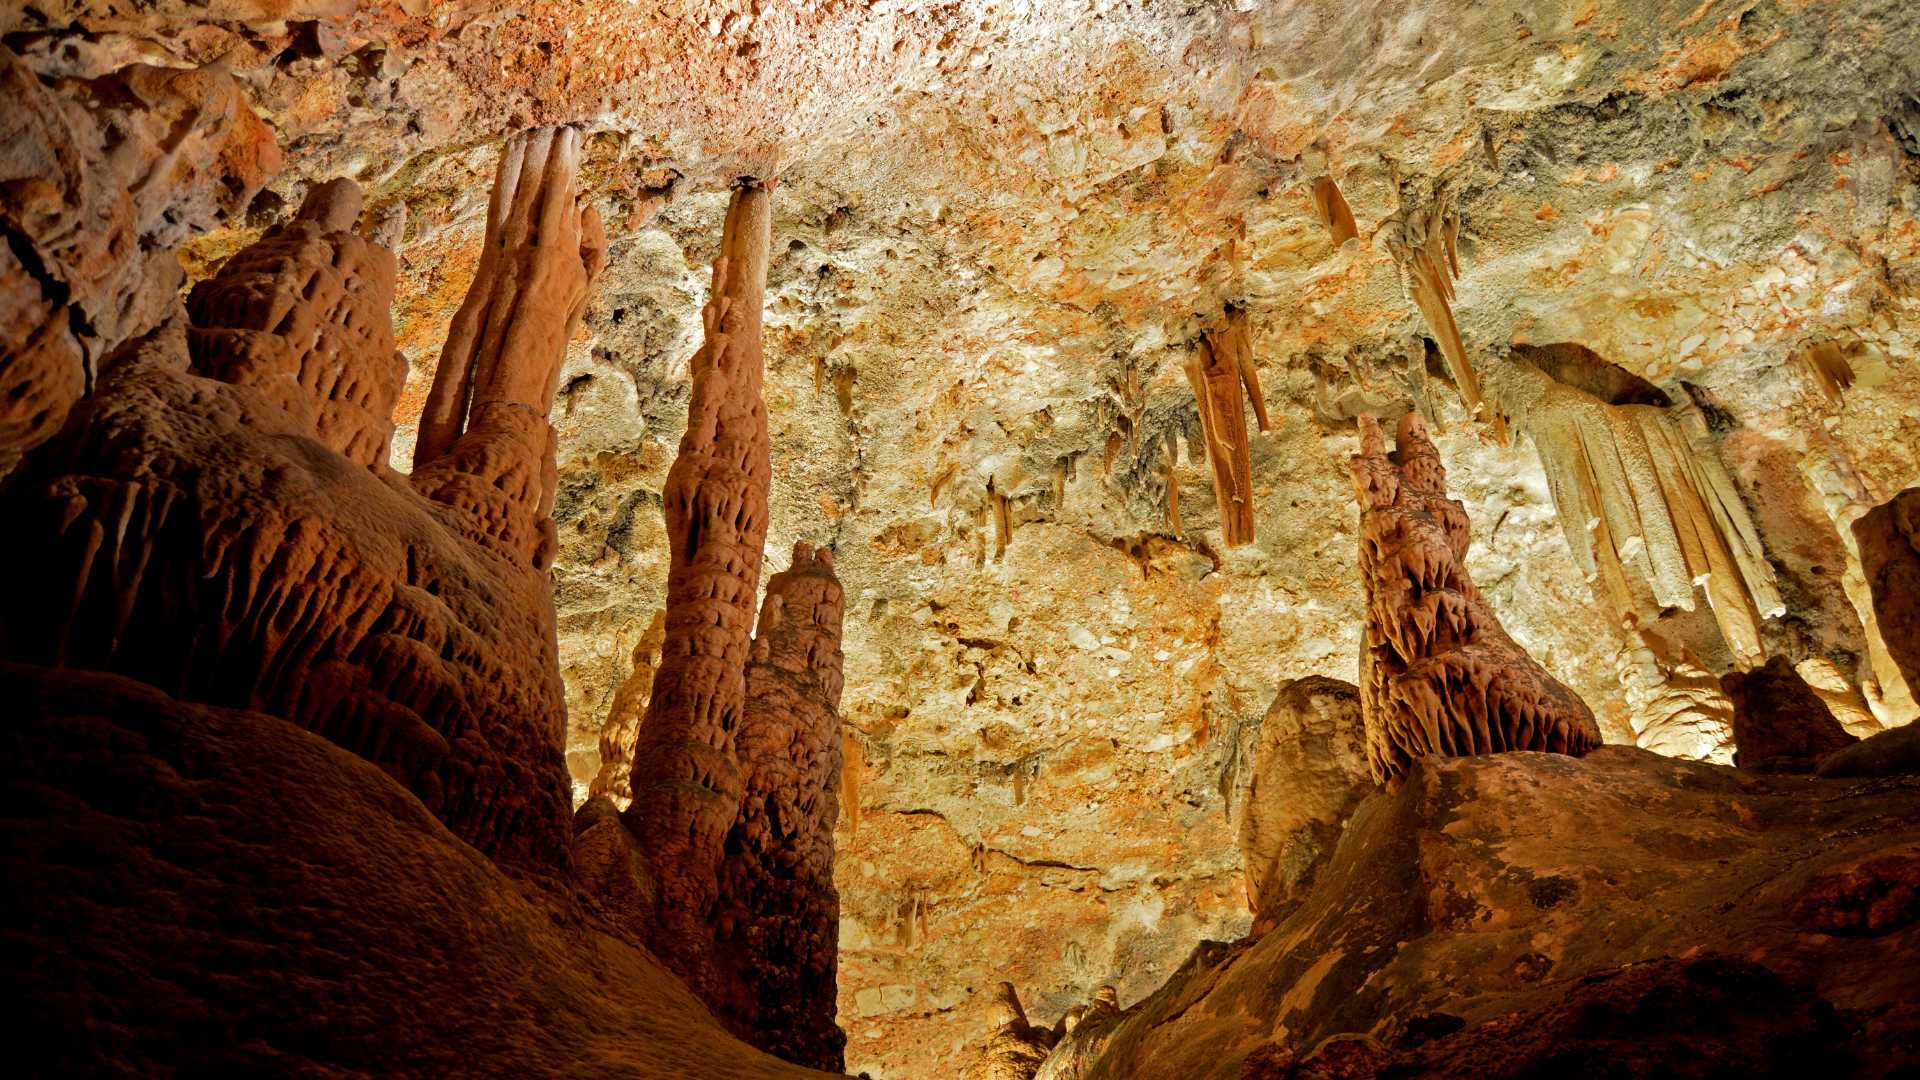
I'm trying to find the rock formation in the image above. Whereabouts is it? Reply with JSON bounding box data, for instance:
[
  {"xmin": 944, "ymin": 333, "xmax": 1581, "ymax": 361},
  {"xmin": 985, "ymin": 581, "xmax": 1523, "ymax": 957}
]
[
  {"xmin": 1310, "ymin": 176, "xmax": 1358, "ymax": 247},
  {"xmin": 711, "ymin": 542, "xmax": 849, "ymax": 1070},
  {"xmin": 964, "ymin": 983, "xmax": 1059, "ymax": 1080},
  {"xmin": 1720, "ymin": 655, "xmax": 1859, "ymax": 773},
  {"xmin": 1855, "ymin": 488, "xmax": 1920, "ymax": 692},
  {"xmin": 1032, "ymin": 747, "xmax": 1920, "ymax": 1080},
  {"xmin": 0, "ymin": 127, "xmax": 601, "ymax": 876},
  {"xmin": 0, "ymin": 47, "xmax": 276, "ymax": 477},
  {"xmin": 1619, "ymin": 629, "xmax": 1736, "ymax": 763},
  {"xmin": 1231, "ymin": 676, "xmax": 1370, "ymax": 930},
  {"xmin": 1485, "ymin": 345, "xmax": 1783, "ymax": 669},
  {"xmin": 589, "ymin": 607, "xmax": 668, "ymax": 810},
  {"xmin": 1183, "ymin": 306, "xmax": 1269, "ymax": 546},
  {"xmin": 1378, "ymin": 189, "xmax": 1505, "ymax": 445},
  {"xmin": 1351, "ymin": 412, "xmax": 1601, "ymax": 782},
  {"xmin": 621, "ymin": 178, "xmax": 774, "ymax": 990}
]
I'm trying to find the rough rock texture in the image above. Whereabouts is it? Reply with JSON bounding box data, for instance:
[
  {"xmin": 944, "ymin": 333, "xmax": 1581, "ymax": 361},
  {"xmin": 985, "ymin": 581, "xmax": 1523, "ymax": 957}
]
[
  {"xmin": 0, "ymin": 135, "xmax": 598, "ymax": 875},
  {"xmin": 620, "ymin": 180, "xmax": 775, "ymax": 993},
  {"xmin": 1720, "ymin": 654, "xmax": 1860, "ymax": 773},
  {"xmin": 964, "ymin": 983, "xmax": 1059, "ymax": 1080},
  {"xmin": 712, "ymin": 541, "xmax": 849, "ymax": 1070},
  {"xmin": 0, "ymin": 46, "xmax": 276, "ymax": 476},
  {"xmin": 19, "ymin": 1, "xmax": 1920, "ymax": 1073},
  {"xmin": 1231, "ymin": 676, "xmax": 1369, "ymax": 929},
  {"xmin": 1043, "ymin": 746, "xmax": 1920, "ymax": 1080},
  {"xmin": 589, "ymin": 606, "xmax": 667, "ymax": 809},
  {"xmin": 1353, "ymin": 413, "xmax": 1602, "ymax": 781},
  {"xmin": 1855, "ymin": 488, "xmax": 1920, "ymax": 692},
  {"xmin": 0, "ymin": 662, "xmax": 829, "ymax": 1080}
]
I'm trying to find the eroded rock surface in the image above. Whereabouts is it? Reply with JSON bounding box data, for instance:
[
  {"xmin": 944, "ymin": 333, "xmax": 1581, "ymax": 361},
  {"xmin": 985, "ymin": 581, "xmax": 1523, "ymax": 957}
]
[
  {"xmin": 1720, "ymin": 654, "xmax": 1860, "ymax": 773},
  {"xmin": 1352, "ymin": 412, "xmax": 1601, "ymax": 781},
  {"xmin": 1856, "ymin": 488, "xmax": 1920, "ymax": 693}
]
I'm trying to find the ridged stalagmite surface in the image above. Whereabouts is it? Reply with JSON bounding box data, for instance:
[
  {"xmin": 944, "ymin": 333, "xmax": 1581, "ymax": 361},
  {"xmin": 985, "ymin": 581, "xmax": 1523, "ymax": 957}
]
[
  {"xmin": 1485, "ymin": 348, "xmax": 1784, "ymax": 669},
  {"xmin": 186, "ymin": 178, "xmax": 407, "ymax": 469},
  {"xmin": 1352, "ymin": 412, "xmax": 1601, "ymax": 782},
  {"xmin": 0, "ymin": 129, "xmax": 603, "ymax": 875},
  {"xmin": 1183, "ymin": 306, "xmax": 1269, "ymax": 547},
  {"xmin": 623, "ymin": 179, "xmax": 775, "ymax": 992},
  {"xmin": 713, "ymin": 541, "xmax": 849, "ymax": 1070}
]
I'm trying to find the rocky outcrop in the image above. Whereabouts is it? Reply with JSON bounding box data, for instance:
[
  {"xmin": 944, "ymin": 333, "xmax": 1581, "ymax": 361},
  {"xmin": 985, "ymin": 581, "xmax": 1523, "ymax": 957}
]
[
  {"xmin": 1184, "ymin": 306, "xmax": 1270, "ymax": 547},
  {"xmin": 1720, "ymin": 655, "xmax": 1859, "ymax": 773},
  {"xmin": 964, "ymin": 983, "xmax": 1059, "ymax": 1080},
  {"xmin": 1351, "ymin": 413, "xmax": 1601, "ymax": 782},
  {"xmin": 0, "ymin": 662, "xmax": 830, "ymax": 1079},
  {"xmin": 621, "ymin": 179, "xmax": 774, "ymax": 990},
  {"xmin": 711, "ymin": 542, "xmax": 849, "ymax": 1070},
  {"xmin": 1044, "ymin": 746, "xmax": 1920, "ymax": 1080},
  {"xmin": 1855, "ymin": 488, "xmax": 1920, "ymax": 693},
  {"xmin": 0, "ymin": 47, "xmax": 276, "ymax": 477},
  {"xmin": 0, "ymin": 130, "xmax": 601, "ymax": 875},
  {"xmin": 1231, "ymin": 676, "xmax": 1369, "ymax": 930},
  {"xmin": 1485, "ymin": 346, "xmax": 1784, "ymax": 669}
]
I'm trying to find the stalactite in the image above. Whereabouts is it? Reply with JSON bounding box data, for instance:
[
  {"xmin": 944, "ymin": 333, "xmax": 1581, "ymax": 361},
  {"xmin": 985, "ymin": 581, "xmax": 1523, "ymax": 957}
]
[
  {"xmin": 1378, "ymin": 188, "xmax": 1507, "ymax": 444},
  {"xmin": 1311, "ymin": 175, "xmax": 1359, "ymax": 246},
  {"xmin": 1185, "ymin": 307, "xmax": 1268, "ymax": 546},
  {"xmin": 1484, "ymin": 348, "xmax": 1783, "ymax": 669},
  {"xmin": 710, "ymin": 542, "xmax": 848, "ymax": 1070},
  {"xmin": 1352, "ymin": 413, "xmax": 1601, "ymax": 783},
  {"xmin": 1797, "ymin": 340, "xmax": 1857, "ymax": 405},
  {"xmin": 621, "ymin": 178, "xmax": 773, "ymax": 996}
]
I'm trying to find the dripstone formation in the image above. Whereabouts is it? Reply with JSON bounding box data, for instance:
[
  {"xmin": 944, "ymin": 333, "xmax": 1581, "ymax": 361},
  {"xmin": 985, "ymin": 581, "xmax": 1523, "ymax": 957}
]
[{"xmin": 1351, "ymin": 412, "xmax": 1602, "ymax": 782}]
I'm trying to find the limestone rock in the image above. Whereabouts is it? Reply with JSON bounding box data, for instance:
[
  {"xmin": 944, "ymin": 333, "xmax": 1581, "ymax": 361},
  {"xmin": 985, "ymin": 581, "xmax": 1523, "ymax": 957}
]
[
  {"xmin": 589, "ymin": 606, "xmax": 668, "ymax": 810},
  {"xmin": 1720, "ymin": 655, "xmax": 1859, "ymax": 773},
  {"xmin": 1058, "ymin": 747, "xmax": 1920, "ymax": 1079},
  {"xmin": 1352, "ymin": 413, "xmax": 1601, "ymax": 781},
  {"xmin": 1232, "ymin": 676, "xmax": 1370, "ymax": 928},
  {"xmin": 1855, "ymin": 488, "xmax": 1920, "ymax": 694},
  {"xmin": 964, "ymin": 983, "xmax": 1057, "ymax": 1080}
]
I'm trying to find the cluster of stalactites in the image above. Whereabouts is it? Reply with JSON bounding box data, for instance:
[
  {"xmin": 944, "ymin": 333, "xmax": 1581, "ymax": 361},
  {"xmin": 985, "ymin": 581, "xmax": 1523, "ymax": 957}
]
[
  {"xmin": 1378, "ymin": 187, "xmax": 1508, "ymax": 445},
  {"xmin": 1484, "ymin": 350, "xmax": 1783, "ymax": 669},
  {"xmin": 1183, "ymin": 305, "xmax": 1271, "ymax": 547},
  {"xmin": 1352, "ymin": 412, "xmax": 1602, "ymax": 783},
  {"xmin": 186, "ymin": 178, "xmax": 407, "ymax": 469},
  {"xmin": 411, "ymin": 127, "xmax": 607, "ymax": 570},
  {"xmin": 621, "ymin": 179, "xmax": 775, "ymax": 995}
]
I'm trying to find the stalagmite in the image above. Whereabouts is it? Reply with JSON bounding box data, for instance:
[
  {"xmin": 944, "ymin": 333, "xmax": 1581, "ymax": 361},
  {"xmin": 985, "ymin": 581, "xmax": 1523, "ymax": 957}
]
[
  {"xmin": 1378, "ymin": 189, "xmax": 1507, "ymax": 444},
  {"xmin": 186, "ymin": 178, "xmax": 407, "ymax": 469},
  {"xmin": 1483, "ymin": 346, "xmax": 1783, "ymax": 669},
  {"xmin": 711, "ymin": 542, "xmax": 849, "ymax": 1070},
  {"xmin": 1720, "ymin": 656, "xmax": 1858, "ymax": 772},
  {"xmin": 1352, "ymin": 413, "xmax": 1601, "ymax": 782},
  {"xmin": 0, "ymin": 129, "xmax": 603, "ymax": 875},
  {"xmin": 588, "ymin": 607, "xmax": 668, "ymax": 810},
  {"xmin": 412, "ymin": 127, "xmax": 607, "ymax": 570},
  {"xmin": 963, "ymin": 983, "xmax": 1057, "ymax": 1080},
  {"xmin": 1184, "ymin": 307, "xmax": 1268, "ymax": 546},
  {"xmin": 622, "ymin": 179, "xmax": 774, "ymax": 994}
]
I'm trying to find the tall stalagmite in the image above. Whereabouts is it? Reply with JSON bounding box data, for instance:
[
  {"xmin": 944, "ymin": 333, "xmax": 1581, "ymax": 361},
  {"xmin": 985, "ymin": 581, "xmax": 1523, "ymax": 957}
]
[
  {"xmin": 0, "ymin": 127, "xmax": 603, "ymax": 875},
  {"xmin": 1184, "ymin": 306, "xmax": 1269, "ymax": 546},
  {"xmin": 623, "ymin": 179, "xmax": 775, "ymax": 993},
  {"xmin": 1484, "ymin": 346, "xmax": 1783, "ymax": 668},
  {"xmin": 1352, "ymin": 413, "xmax": 1601, "ymax": 782},
  {"xmin": 712, "ymin": 541, "xmax": 848, "ymax": 1070}
]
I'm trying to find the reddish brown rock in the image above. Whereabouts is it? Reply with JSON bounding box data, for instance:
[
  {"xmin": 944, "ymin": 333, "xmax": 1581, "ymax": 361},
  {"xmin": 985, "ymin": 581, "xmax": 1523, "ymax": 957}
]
[
  {"xmin": 622, "ymin": 179, "xmax": 774, "ymax": 992},
  {"xmin": 0, "ymin": 47, "xmax": 276, "ymax": 477},
  {"xmin": 186, "ymin": 178, "xmax": 407, "ymax": 469},
  {"xmin": 1184, "ymin": 306, "xmax": 1269, "ymax": 547},
  {"xmin": 1719, "ymin": 654, "xmax": 1859, "ymax": 773},
  {"xmin": 711, "ymin": 541, "xmax": 849, "ymax": 1070},
  {"xmin": 1351, "ymin": 412, "xmax": 1601, "ymax": 782},
  {"xmin": 0, "ymin": 133, "xmax": 602, "ymax": 876},
  {"xmin": 965, "ymin": 983, "xmax": 1059, "ymax": 1080},
  {"xmin": 1855, "ymin": 488, "xmax": 1920, "ymax": 694},
  {"xmin": 0, "ymin": 662, "xmax": 829, "ymax": 1079}
]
